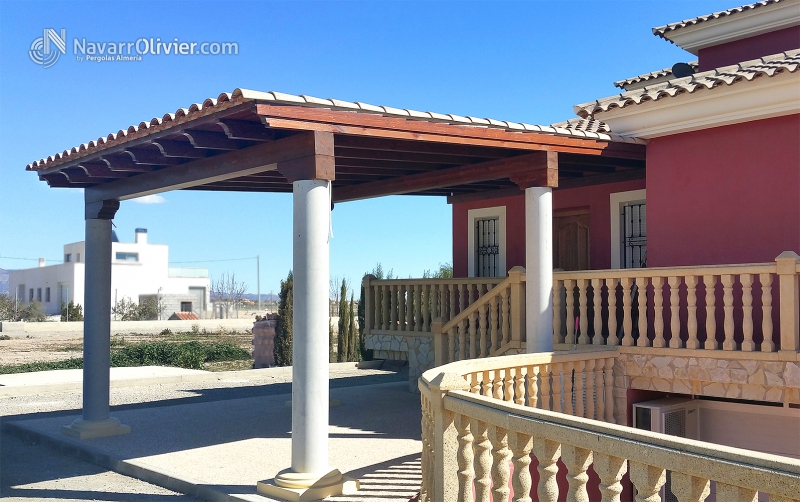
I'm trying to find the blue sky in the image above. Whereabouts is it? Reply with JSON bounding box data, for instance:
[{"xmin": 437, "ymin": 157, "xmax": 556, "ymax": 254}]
[{"xmin": 0, "ymin": 0, "xmax": 737, "ymax": 297}]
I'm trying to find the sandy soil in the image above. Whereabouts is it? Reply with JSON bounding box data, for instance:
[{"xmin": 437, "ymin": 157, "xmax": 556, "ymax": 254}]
[{"xmin": 0, "ymin": 329, "xmax": 253, "ymax": 366}]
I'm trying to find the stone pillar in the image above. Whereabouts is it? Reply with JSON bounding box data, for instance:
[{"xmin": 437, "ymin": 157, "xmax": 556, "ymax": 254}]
[
  {"xmin": 525, "ymin": 186, "xmax": 554, "ymax": 353},
  {"xmin": 62, "ymin": 200, "xmax": 130, "ymax": 439},
  {"xmin": 258, "ymin": 132, "xmax": 357, "ymax": 501}
]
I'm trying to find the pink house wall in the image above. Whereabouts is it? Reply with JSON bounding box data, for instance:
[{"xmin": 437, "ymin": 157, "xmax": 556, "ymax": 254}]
[
  {"xmin": 646, "ymin": 114, "xmax": 800, "ymax": 267},
  {"xmin": 452, "ymin": 178, "xmax": 646, "ymax": 277},
  {"xmin": 697, "ymin": 26, "xmax": 800, "ymax": 72}
]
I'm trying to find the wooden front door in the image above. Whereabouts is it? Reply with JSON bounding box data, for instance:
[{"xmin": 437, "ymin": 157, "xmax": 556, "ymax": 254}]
[{"xmin": 553, "ymin": 209, "xmax": 590, "ymax": 271}]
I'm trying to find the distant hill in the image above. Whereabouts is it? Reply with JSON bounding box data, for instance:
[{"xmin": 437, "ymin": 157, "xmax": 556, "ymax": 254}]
[{"xmin": 0, "ymin": 268, "xmax": 8, "ymax": 295}]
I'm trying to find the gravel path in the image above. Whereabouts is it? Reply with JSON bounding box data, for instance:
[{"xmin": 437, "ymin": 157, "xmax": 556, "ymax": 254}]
[{"xmin": 0, "ymin": 366, "xmax": 407, "ymax": 501}]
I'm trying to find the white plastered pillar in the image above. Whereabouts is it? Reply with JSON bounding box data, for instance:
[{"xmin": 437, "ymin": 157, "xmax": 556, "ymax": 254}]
[
  {"xmin": 258, "ymin": 179, "xmax": 357, "ymax": 501},
  {"xmin": 62, "ymin": 200, "xmax": 130, "ymax": 439},
  {"xmin": 525, "ymin": 186, "xmax": 554, "ymax": 353}
]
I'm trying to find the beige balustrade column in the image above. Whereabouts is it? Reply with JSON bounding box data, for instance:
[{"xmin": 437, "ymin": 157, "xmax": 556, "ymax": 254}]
[
  {"xmin": 741, "ymin": 274, "xmax": 755, "ymax": 351},
  {"xmin": 637, "ymin": 278, "xmax": 649, "ymax": 347},
  {"xmin": 722, "ymin": 275, "xmax": 735, "ymax": 350},
  {"xmin": 653, "ymin": 277, "xmax": 665, "ymax": 348},
  {"xmin": 574, "ymin": 360, "xmax": 585, "ymax": 417},
  {"xmin": 382, "ymin": 284, "xmax": 389, "ymax": 331},
  {"xmin": 433, "ymin": 318, "xmax": 445, "ymax": 366},
  {"xmin": 390, "ymin": 284, "xmax": 398, "ymax": 331},
  {"xmin": 454, "ymin": 414, "xmax": 474, "ymax": 502},
  {"xmin": 776, "ymin": 251, "xmax": 800, "ymax": 353},
  {"xmin": 489, "ymin": 426, "xmax": 512, "ymax": 502},
  {"xmin": 595, "ymin": 358, "xmax": 605, "ymax": 420},
  {"xmin": 608, "ymin": 279, "xmax": 619, "ymax": 345},
  {"xmin": 604, "ymin": 357, "xmax": 615, "ymax": 423},
  {"xmin": 527, "ymin": 365, "xmax": 540, "ymax": 408},
  {"xmin": 704, "ymin": 275, "xmax": 718, "ymax": 349},
  {"xmin": 553, "ymin": 279, "xmax": 564, "ymax": 345},
  {"xmin": 593, "ymin": 452, "xmax": 627, "ymax": 502},
  {"xmin": 561, "ymin": 445, "xmax": 592, "ymax": 502},
  {"xmin": 761, "ymin": 273, "xmax": 775, "ymax": 352},
  {"xmin": 565, "ymin": 280, "xmax": 577, "ymax": 345},
  {"xmin": 489, "ymin": 296, "xmax": 500, "ymax": 353},
  {"xmin": 593, "ymin": 279, "xmax": 604, "ymax": 345},
  {"xmin": 362, "ymin": 275, "xmax": 374, "ymax": 336},
  {"xmin": 578, "ymin": 279, "xmax": 590, "ymax": 345},
  {"xmin": 472, "ymin": 419, "xmax": 492, "ymax": 502},
  {"xmin": 686, "ymin": 276, "xmax": 700, "ymax": 349},
  {"xmin": 514, "ymin": 367, "xmax": 526, "ymax": 405},
  {"xmin": 533, "ymin": 438, "xmax": 561, "ymax": 502},
  {"xmin": 669, "ymin": 276, "xmax": 682, "ymax": 348},
  {"xmin": 541, "ymin": 364, "xmax": 552, "ymax": 411},
  {"xmin": 670, "ymin": 472, "xmax": 710, "ymax": 502},
  {"xmin": 552, "ymin": 363, "xmax": 563, "ymax": 413},
  {"xmin": 715, "ymin": 483, "xmax": 757, "ymax": 502},
  {"xmin": 564, "ymin": 362, "xmax": 574, "ymax": 415},
  {"xmin": 585, "ymin": 360, "xmax": 595, "ymax": 419},
  {"xmin": 509, "ymin": 266, "xmax": 526, "ymax": 344},
  {"xmin": 509, "ymin": 432, "xmax": 533, "ymax": 502},
  {"xmin": 628, "ymin": 462, "xmax": 666, "ymax": 502},
  {"xmin": 622, "ymin": 277, "xmax": 634, "ymax": 346}
]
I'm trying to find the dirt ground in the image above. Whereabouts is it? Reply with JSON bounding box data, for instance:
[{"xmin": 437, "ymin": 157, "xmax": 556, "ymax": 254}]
[{"xmin": 0, "ymin": 329, "xmax": 253, "ymax": 367}]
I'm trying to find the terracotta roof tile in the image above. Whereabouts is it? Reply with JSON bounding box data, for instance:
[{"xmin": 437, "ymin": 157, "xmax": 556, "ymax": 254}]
[
  {"xmin": 614, "ymin": 62, "xmax": 699, "ymax": 90},
  {"xmin": 573, "ymin": 49, "xmax": 800, "ymax": 118}
]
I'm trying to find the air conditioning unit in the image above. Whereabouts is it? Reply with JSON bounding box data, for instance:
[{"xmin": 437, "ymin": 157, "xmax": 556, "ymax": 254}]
[{"xmin": 632, "ymin": 398, "xmax": 700, "ymax": 502}]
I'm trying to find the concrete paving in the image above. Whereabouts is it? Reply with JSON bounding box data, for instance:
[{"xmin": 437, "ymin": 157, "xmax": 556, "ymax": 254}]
[
  {"xmin": 0, "ymin": 366, "xmax": 208, "ymax": 388},
  {"xmin": 3, "ymin": 372, "xmax": 422, "ymax": 502}
]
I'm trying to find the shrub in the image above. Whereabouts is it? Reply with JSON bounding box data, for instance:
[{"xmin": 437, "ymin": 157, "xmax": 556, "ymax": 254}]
[
  {"xmin": 273, "ymin": 271, "xmax": 293, "ymax": 367},
  {"xmin": 61, "ymin": 301, "xmax": 84, "ymax": 322},
  {"xmin": 20, "ymin": 301, "xmax": 47, "ymax": 322}
]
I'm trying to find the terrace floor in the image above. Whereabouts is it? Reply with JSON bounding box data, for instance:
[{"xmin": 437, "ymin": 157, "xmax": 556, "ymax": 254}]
[{"xmin": 1, "ymin": 366, "xmax": 422, "ymax": 502}]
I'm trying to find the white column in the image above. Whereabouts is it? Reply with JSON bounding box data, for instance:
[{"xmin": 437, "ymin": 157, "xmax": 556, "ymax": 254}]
[
  {"xmin": 62, "ymin": 214, "xmax": 130, "ymax": 439},
  {"xmin": 260, "ymin": 180, "xmax": 357, "ymax": 500},
  {"xmin": 525, "ymin": 187, "xmax": 554, "ymax": 353}
]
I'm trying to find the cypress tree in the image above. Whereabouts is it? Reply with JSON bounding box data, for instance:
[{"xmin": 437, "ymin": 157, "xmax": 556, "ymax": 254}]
[
  {"xmin": 347, "ymin": 293, "xmax": 358, "ymax": 361},
  {"xmin": 337, "ymin": 279, "xmax": 349, "ymax": 362},
  {"xmin": 273, "ymin": 271, "xmax": 293, "ymax": 366}
]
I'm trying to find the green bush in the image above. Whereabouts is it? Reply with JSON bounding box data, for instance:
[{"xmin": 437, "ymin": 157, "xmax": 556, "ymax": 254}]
[
  {"xmin": 273, "ymin": 271, "xmax": 293, "ymax": 367},
  {"xmin": 61, "ymin": 301, "xmax": 84, "ymax": 322}
]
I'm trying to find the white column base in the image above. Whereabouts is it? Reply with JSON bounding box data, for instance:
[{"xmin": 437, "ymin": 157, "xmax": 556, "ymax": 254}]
[
  {"xmin": 257, "ymin": 468, "xmax": 359, "ymax": 502},
  {"xmin": 61, "ymin": 417, "xmax": 131, "ymax": 440}
]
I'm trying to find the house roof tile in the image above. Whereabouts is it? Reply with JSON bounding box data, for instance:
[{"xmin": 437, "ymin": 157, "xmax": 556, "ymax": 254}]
[
  {"xmin": 574, "ymin": 49, "xmax": 800, "ymax": 118},
  {"xmin": 614, "ymin": 62, "xmax": 699, "ymax": 89},
  {"xmin": 652, "ymin": 0, "xmax": 786, "ymax": 39}
]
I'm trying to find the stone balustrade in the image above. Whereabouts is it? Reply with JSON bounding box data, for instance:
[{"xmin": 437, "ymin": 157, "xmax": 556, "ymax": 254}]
[
  {"xmin": 553, "ymin": 252, "xmax": 800, "ymax": 354},
  {"xmin": 419, "ymin": 351, "xmax": 800, "ymax": 502}
]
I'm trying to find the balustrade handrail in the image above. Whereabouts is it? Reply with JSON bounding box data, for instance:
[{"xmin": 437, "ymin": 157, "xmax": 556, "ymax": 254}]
[
  {"xmin": 419, "ymin": 351, "xmax": 800, "ymax": 502},
  {"xmin": 553, "ymin": 261, "xmax": 776, "ymax": 280},
  {"xmin": 366, "ymin": 277, "xmax": 505, "ymax": 286}
]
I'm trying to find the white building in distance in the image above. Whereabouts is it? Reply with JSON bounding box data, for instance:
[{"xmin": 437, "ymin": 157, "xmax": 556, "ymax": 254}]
[{"xmin": 9, "ymin": 228, "xmax": 210, "ymax": 317}]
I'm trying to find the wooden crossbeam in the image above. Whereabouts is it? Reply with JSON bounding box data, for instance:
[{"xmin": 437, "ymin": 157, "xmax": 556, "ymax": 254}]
[{"xmin": 332, "ymin": 151, "xmax": 556, "ymax": 203}]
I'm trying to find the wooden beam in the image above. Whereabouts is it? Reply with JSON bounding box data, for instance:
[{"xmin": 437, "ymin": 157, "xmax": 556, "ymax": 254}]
[
  {"xmin": 183, "ymin": 130, "xmax": 242, "ymax": 150},
  {"xmin": 84, "ymin": 131, "xmax": 320, "ymax": 204},
  {"xmin": 333, "ymin": 135, "xmax": 516, "ymax": 159},
  {"xmin": 151, "ymin": 139, "xmax": 209, "ymax": 158},
  {"xmin": 334, "ymin": 146, "xmax": 494, "ymax": 165},
  {"xmin": 217, "ymin": 119, "xmax": 277, "ymax": 141},
  {"xmin": 447, "ymin": 187, "xmax": 523, "ymax": 204},
  {"xmin": 333, "ymin": 151, "xmax": 553, "ymax": 203},
  {"xmin": 509, "ymin": 151, "xmax": 558, "ymax": 189},
  {"xmin": 125, "ymin": 148, "xmax": 182, "ymax": 166},
  {"xmin": 276, "ymin": 131, "xmax": 335, "ymax": 182}
]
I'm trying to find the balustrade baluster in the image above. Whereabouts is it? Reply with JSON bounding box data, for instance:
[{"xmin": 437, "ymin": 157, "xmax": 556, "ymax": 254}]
[
  {"xmin": 448, "ymin": 283, "xmax": 457, "ymax": 323},
  {"xmin": 585, "ymin": 360, "xmax": 595, "ymax": 419},
  {"xmin": 564, "ymin": 362, "xmax": 574, "ymax": 416},
  {"xmin": 406, "ymin": 285, "xmax": 414, "ymax": 331},
  {"xmin": 503, "ymin": 368, "xmax": 514, "ymax": 402},
  {"xmin": 686, "ymin": 276, "xmax": 700, "ymax": 349},
  {"xmin": 472, "ymin": 420, "xmax": 492, "ymax": 502},
  {"xmin": 741, "ymin": 274, "xmax": 755, "ymax": 351},
  {"xmin": 595, "ymin": 358, "xmax": 605, "ymax": 420},
  {"xmin": 390, "ymin": 285, "xmax": 397, "ymax": 330},
  {"xmin": 622, "ymin": 277, "xmax": 635, "ymax": 346},
  {"xmin": 704, "ymin": 275, "xmax": 718, "ymax": 349},
  {"xmin": 492, "ymin": 369, "xmax": 503, "ymax": 400},
  {"xmin": 381, "ymin": 285, "xmax": 390, "ymax": 330},
  {"xmin": 574, "ymin": 360, "xmax": 585, "ymax": 417},
  {"xmin": 532, "ymin": 438, "xmax": 561, "ymax": 502},
  {"xmin": 540, "ymin": 364, "xmax": 552, "ymax": 411},
  {"xmin": 578, "ymin": 279, "xmax": 590, "ymax": 345},
  {"xmin": 562, "ymin": 445, "xmax": 593, "ymax": 502},
  {"xmin": 490, "ymin": 296, "xmax": 499, "ymax": 354},
  {"xmin": 482, "ymin": 370, "xmax": 493, "ymax": 397},
  {"xmin": 489, "ymin": 426, "xmax": 512, "ymax": 502},
  {"xmin": 629, "ymin": 462, "xmax": 666, "ymax": 502},
  {"xmin": 399, "ymin": 285, "xmax": 407, "ymax": 331},
  {"xmin": 422, "ymin": 285, "xmax": 431, "ymax": 332},
  {"xmin": 604, "ymin": 357, "xmax": 614, "ymax": 422},
  {"xmin": 459, "ymin": 283, "xmax": 467, "ymax": 313},
  {"xmin": 761, "ymin": 273, "xmax": 775, "ymax": 352},
  {"xmin": 469, "ymin": 311, "xmax": 479, "ymax": 359},
  {"xmin": 565, "ymin": 280, "xmax": 576, "ymax": 344},
  {"xmin": 593, "ymin": 452, "xmax": 627, "ymax": 502},
  {"xmin": 669, "ymin": 276, "xmax": 682, "ymax": 348},
  {"xmin": 527, "ymin": 365, "xmax": 540, "ymax": 408},
  {"xmin": 454, "ymin": 415, "xmax": 474, "ymax": 502},
  {"xmin": 552, "ymin": 363, "xmax": 563, "ymax": 413},
  {"xmin": 715, "ymin": 483, "xmax": 757, "ymax": 502},
  {"xmin": 503, "ymin": 287, "xmax": 512, "ymax": 345},
  {"xmin": 509, "ymin": 432, "xmax": 533, "ymax": 502},
  {"xmin": 593, "ymin": 279, "xmax": 604, "ymax": 345},
  {"xmin": 415, "ymin": 284, "xmax": 423, "ymax": 332},
  {"xmin": 479, "ymin": 303, "xmax": 490, "ymax": 357},
  {"xmin": 722, "ymin": 274, "xmax": 735, "ymax": 350},
  {"xmin": 468, "ymin": 284, "xmax": 476, "ymax": 308},
  {"xmin": 653, "ymin": 277, "xmax": 665, "ymax": 348},
  {"xmin": 459, "ymin": 319, "xmax": 468, "ymax": 361},
  {"xmin": 554, "ymin": 279, "xmax": 564, "ymax": 345},
  {"xmin": 373, "ymin": 286, "xmax": 380, "ymax": 331},
  {"xmin": 608, "ymin": 278, "xmax": 619, "ymax": 346},
  {"xmin": 637, "ymin": 278, "xmax": 649, "ymax": 347},
  {"xmin": 670, "ymin": 472, "xmax": 711, "ymax": 502},
  {"xmin": 470, "ymin": 372, "xmax": 480, "ymax": 395},
  {"xmin": 514, "ymin": 367, "xmax": 526, "ymax": 405},
  {"xmin": 447, "ymin": 328, "xmax": 456, "ymax": 365}
]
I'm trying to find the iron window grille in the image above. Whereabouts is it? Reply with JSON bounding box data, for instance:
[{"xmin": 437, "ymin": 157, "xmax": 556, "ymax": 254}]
[{"xmin": 475, "ymin": 217, "xmax": 500, "ymax": 277}]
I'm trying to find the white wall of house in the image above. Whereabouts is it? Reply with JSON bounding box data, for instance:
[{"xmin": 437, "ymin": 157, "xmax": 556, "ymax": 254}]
[{"xmin": 8, "ymin": 229, "xmax": 209, "ymax": 316}]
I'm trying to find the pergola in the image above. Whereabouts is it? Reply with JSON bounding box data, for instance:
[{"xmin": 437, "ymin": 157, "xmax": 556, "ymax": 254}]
[{"xmin": 26, "ymin": 88, "xmax": 646, "ymax": 501}]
